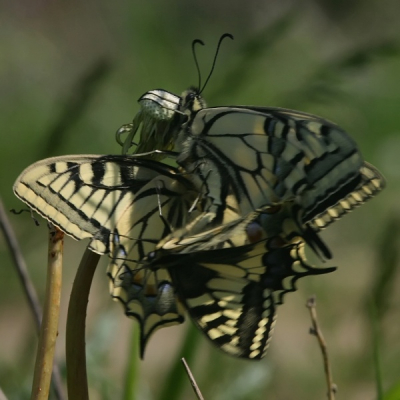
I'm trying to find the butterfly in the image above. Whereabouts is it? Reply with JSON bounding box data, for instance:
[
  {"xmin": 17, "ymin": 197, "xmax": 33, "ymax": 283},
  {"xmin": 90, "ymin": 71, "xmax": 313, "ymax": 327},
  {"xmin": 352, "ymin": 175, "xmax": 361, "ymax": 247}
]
[
  {"xmin": 122, "ymin": 84, "xmax": 384, "ymax": 357},
  {"xmin": 129, "ymin": 88, "xmax": 385, "ymax": 261},
  {"xmin": 120, "ymin": 37, "xmax": 385, "ymax": 259},
  {"xmin": 13, "ymin": 153, "xmax": 335, "ymax": 359},
  {"xmin": 13, "ymin": 34, "xmax": 385, "ymax": 359}
]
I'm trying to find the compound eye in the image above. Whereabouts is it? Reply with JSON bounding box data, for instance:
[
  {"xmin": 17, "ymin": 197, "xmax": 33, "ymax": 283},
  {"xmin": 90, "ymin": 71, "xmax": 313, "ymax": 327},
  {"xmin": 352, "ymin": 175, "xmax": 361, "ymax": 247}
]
[{"xmin": 185, "ymin": 92, "xmax": 196, "ymax": 104}]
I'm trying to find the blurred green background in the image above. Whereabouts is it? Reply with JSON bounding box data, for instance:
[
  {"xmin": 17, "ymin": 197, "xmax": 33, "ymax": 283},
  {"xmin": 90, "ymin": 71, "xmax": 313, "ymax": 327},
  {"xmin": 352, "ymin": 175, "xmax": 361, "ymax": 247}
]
[{"xmin": 1, "ymin": 1, "xmax": 400, "ymax": 399}]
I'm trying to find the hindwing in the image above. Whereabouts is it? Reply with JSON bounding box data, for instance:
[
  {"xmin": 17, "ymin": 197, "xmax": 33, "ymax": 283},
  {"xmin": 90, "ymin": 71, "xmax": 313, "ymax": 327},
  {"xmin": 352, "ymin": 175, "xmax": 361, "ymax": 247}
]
[
  {"xmin": 105, "ymin": 172, "xmax": 201, "ymax": 354},
  {"xmin": 151, "ymin": 237, "xmax": 336, "ymax": 359}
]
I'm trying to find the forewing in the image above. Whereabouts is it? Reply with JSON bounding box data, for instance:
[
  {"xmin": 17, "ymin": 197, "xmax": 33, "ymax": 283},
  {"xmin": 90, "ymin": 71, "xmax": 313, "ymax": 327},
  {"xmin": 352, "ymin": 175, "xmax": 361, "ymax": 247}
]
[
  {"xmin": 13, "ymin": 155, "xmax": 184, "ymax": 253},
  {"xmin": 178, "ymin": 106, "xmax": 370, "ymax": 223}
]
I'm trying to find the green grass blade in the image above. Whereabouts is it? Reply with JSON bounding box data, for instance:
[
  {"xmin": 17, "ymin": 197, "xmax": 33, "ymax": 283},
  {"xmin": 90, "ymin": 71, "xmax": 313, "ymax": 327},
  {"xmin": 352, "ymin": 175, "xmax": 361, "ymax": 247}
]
[
  {"xmin": 123, "ymin": 325, "xmax": 140, "ymax": 400},
  {"xmin": 382, "ymin": 381, "xmax": 400, "ymax": 400}
]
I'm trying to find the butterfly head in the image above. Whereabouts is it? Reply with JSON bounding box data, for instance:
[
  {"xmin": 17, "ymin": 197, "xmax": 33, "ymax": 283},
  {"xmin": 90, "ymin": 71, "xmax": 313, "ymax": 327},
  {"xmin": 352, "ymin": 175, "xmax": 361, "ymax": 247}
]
[{"xmin": 180, "ymin": 87, "xmax": 207, "ymax": 115}]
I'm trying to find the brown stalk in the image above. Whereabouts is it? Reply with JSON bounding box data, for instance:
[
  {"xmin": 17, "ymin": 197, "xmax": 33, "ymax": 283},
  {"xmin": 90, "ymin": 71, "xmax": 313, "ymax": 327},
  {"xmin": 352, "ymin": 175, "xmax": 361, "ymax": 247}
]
[
  {"xmin": 181, "ymin": 358, "xmax": 205, "ymax": 400},
  {"xmin": 0, "ymin": 198, "xmax": 66, "ymax": 399},
  {"xmin": 66, "ymin": 247, "xmax": 100, "ymax": 400},
  {"xmin": 30, "ymin": 225, "xmax": 64, "ymax": 400},
  {"xmin": 306, "ymin": 295, "xmax": 337, "ymax": 400}
]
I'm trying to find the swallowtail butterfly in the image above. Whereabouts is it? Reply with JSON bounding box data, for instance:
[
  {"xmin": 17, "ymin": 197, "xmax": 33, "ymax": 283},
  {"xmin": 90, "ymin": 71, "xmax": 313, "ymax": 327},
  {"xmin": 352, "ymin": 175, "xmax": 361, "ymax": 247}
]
[{"xmin": 13, "ymin": 34, "xmax": 385, "ymax": 358}]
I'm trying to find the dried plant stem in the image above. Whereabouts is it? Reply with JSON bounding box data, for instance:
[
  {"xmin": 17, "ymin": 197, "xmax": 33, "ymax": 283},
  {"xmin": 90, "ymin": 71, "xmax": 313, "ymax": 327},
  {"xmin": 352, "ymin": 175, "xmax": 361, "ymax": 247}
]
[
  {"xmin": 0, "ymin": 199, "xmax": 65, "ymax": 400},
  {"xmin": 181, "ymin": 358, "xmax": 204, "ymax": 400},
  {"xmin": 0, "ymin": 198, "xmax": 42, "ymax": 327},
  {"xmin": 159, "ymin": 324, "xmax": 200, "ymax": 400},
  {"xmin": 31, "ymin": 225, "xmax": 64, "ymax": 400},
  {"xmin": 306, "ymin": 295, "xmax": 336, "ymax": 400},
  {"xmin": 66, "ymin": 247, "xmax": 100, "ymax": 400}
]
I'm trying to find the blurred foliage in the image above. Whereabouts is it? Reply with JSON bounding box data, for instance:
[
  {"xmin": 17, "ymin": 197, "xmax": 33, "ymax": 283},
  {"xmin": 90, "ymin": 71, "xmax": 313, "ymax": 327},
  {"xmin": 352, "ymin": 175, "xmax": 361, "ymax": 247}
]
[
  {"xmin": 383, "ymin": 381, "xmax": 400, "ymax": 400},
  {"xmin": 158, "ymin": 324, "xmax": 200, "ymax": 400},
  {"xmin": 370, "ymin": 217, "xmax": 400, "ymax": 318},
  {"xmin": 1, "ymin": 0, "xmax": 400, "ymax": 399},
  {"xmin": 40, "ymin": 58, "xmax": 112, "ymax": 158}
]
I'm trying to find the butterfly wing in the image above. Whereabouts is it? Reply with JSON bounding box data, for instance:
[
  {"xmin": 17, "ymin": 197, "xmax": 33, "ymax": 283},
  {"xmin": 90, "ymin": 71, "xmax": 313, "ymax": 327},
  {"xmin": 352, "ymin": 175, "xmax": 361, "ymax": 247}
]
[
  {"xmin": 13, "ymin": 155, "xmax": 181, "ymax": 252},
  {"xmin": 310, "ymin": 161, "xmax": 385, "ymax": 231},
  {"xmin": 161, "ymin": 238, "xmax": 335, "ymax": 359},
  {"xmin": 107, "ymin": 172, "xmax": 201, "ymax": 355},
  {"xmin": 179, "ymin": 106, "xmax": 373, "ymax": 214},
  {"xmin": 144, "ymin": 210, "xmax": 335, "ymax": 359},
  {"xmin": 170, "ymin": 106, "xmax": 384, "ymax": 256},
  {"xmin": 14, "ymin": 155, "xmax": 200, "ymax": 355}
]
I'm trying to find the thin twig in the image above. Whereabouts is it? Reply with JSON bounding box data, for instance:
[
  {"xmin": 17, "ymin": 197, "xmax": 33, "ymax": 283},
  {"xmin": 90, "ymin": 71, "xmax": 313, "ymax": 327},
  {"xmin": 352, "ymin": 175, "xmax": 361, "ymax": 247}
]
[
  {"xmin": 0, "ymin": 198, "xmax": 65, "ymax": 400},
  {"xmin": 181, "ymin": 358, "xmax": 204, "ymax": 400},
  {"xmin": 0, "ymin": 198, "xmax": 42, "ymax": 328},
  {"xmin": 306, "ymin": 295, "xmax": 336, "ymax": 400},
  {"xmin": 159, "ymin": 324, "xmax": 200, "ymax": 400},
  {"xmin": 66, "ymin": 247, "xmax": 100, "ymax": 400},
  {"xmin": 31, "ymin": 225, "xmax": 64, "ymax": 400}
]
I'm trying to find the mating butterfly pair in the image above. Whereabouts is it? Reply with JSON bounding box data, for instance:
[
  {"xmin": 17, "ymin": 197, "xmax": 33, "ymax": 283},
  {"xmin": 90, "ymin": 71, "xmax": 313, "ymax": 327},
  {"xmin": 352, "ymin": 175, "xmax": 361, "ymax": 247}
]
[{"xmin": 13, "ymin": 37, "xmax": 385, "ymax": 359}]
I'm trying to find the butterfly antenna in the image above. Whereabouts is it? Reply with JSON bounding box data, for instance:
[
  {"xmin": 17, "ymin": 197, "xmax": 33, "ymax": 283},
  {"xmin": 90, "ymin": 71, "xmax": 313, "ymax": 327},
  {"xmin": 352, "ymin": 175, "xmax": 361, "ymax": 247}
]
[
  {"xmin": 200, "ymin": 33, "xmax": 234, "ymax": 94},
  {"xmin": 192, "ymin": 39, "xmax": 205, "ymax": 91},
  {"xmin": 10, "ymin": 208, "xmax": 40, "ymax": 226}
]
